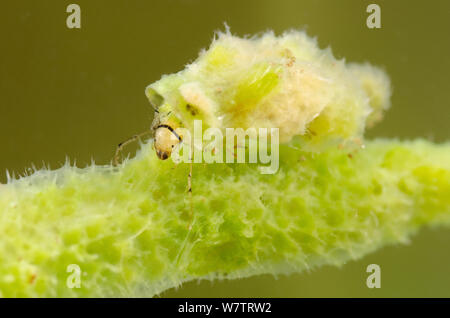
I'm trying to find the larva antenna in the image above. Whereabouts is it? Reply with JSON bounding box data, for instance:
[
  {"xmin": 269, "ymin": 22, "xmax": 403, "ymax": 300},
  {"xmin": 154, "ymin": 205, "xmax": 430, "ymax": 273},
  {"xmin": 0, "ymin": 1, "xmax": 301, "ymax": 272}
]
[{"xmin": 113, "ymin": 130, "xmax": 153, "ymax": 166}]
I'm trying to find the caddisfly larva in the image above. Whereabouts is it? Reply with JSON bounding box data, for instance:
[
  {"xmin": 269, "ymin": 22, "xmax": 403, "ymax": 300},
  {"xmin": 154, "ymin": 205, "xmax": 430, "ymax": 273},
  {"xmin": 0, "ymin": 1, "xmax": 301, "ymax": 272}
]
[{"xmin": 115, "ymin": 28, "xmax": 390, "ymax": 165}]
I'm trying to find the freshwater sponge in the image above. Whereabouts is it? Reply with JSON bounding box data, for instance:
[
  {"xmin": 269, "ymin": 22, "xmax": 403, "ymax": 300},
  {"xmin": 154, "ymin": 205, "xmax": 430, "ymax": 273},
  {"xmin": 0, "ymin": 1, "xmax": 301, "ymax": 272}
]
[{"xmin": 0, "ymin": 30, "xmax": 448, "ymax": 297}]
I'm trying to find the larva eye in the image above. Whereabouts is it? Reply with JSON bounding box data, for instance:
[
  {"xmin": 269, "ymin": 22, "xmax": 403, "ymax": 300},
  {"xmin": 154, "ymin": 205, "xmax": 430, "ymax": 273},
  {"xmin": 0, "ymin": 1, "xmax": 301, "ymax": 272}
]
[{"xmin": 146, "ymin": 87, "xmax": 164, "ymax": 110}]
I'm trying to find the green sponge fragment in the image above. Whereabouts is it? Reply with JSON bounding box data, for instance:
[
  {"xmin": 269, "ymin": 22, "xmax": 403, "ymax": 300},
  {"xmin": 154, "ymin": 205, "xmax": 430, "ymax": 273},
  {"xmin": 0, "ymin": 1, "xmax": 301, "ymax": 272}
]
[
  {"xmin": 146, "ymin": 30, "xmax": 391, "ymax": 147},
  {"xmin": 0, "ymin": 139, "xmax": 449, "ymax": 297}
]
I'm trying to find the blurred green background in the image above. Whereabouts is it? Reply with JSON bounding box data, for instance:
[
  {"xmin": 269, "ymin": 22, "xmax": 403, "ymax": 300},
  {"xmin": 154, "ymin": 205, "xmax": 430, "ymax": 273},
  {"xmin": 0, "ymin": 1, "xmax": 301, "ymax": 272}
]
[{"xmin": 0, "ymin": 0, "xmax": 449, "ymax": 297}]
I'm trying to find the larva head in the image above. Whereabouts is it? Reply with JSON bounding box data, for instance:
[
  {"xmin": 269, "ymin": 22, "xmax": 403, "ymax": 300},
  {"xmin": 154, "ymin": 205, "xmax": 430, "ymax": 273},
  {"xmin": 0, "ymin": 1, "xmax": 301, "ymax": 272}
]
[
  {"xmin": 154, "ymin": 125, "xmax": 182, "ymax": 160},
  {"xmin": 146, "ymin": 87, "xmax": 184, "ymax": 160}
]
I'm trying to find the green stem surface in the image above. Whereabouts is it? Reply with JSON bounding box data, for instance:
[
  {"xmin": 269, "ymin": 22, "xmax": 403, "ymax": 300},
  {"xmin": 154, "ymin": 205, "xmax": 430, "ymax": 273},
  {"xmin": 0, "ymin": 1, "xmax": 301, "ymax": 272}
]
[{"xmin": 0, "ymin": 139, "xmax": 449, "ymax": 297}]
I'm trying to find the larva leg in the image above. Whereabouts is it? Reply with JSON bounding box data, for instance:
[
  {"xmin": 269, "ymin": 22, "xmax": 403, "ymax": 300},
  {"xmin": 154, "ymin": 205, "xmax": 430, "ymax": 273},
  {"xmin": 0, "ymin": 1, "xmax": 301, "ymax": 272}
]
[
  {"xmin": 186, "ymin": 141, "xmax": 194, "ymax": 230},
  {"xmin": 113, "ymin": 130, "xmax": 153, "ymax": 166},
  {"xmin": 175, "ymin": 145, "xmax": 194, "ymax": 267},
  {"xmin": 187, "ymin": 158, "xmax": 193, "ymax": 230}
]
